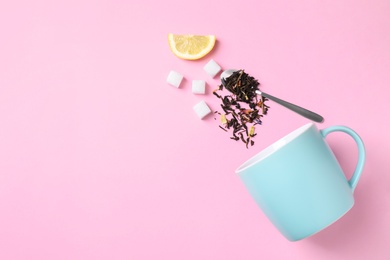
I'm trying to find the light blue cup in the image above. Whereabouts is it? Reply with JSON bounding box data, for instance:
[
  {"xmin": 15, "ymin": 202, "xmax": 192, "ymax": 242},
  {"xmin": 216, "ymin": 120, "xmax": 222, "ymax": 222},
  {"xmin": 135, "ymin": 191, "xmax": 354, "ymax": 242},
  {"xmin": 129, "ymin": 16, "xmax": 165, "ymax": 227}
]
[{"xmin": 236, "ymin": 123, "xmax": 366, "ymax": 241}]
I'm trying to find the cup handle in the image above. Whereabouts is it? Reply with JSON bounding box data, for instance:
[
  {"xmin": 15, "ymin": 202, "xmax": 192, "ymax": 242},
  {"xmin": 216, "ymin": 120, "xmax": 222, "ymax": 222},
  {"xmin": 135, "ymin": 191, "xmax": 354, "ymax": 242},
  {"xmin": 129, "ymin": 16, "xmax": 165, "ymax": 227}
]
[{"xmin": 320, "ymin": 126, "xmax": 366, "ymax": 192}]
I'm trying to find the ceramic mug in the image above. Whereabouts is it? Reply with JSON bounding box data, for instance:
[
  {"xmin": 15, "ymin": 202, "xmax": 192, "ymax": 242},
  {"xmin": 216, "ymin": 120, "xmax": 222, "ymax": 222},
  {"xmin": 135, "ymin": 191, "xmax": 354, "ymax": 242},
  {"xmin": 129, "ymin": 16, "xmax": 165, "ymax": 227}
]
[{"xmin": 236, "ymin": 123, "xmax": 366, "ymax": 241}]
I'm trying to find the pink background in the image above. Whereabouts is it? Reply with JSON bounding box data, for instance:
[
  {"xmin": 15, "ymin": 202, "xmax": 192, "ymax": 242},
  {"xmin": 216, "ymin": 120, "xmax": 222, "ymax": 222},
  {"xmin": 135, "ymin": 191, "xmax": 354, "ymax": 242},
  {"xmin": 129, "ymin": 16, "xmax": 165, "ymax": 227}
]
[{"xmin": 1, "ymin": 0, "xmax": 390, "ymax": 259}]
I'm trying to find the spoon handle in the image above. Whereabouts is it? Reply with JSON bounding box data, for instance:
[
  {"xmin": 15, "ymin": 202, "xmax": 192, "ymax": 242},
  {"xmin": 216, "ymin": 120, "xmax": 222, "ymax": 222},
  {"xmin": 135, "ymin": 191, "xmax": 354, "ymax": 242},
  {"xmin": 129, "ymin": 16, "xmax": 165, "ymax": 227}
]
[{"xmin": 261, "ymin": 92, "xmax": 324, "ymax": 123}]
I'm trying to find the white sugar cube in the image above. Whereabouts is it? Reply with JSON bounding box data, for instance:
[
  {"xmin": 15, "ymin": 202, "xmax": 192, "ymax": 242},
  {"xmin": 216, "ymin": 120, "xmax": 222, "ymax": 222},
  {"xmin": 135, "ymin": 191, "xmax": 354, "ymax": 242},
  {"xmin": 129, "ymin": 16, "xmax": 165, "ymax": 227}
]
[
  {"xmin": 203, "ymin": 59, "xmax": 221, "ymax": 78},
  {"xmin": 192, "ymin": 80, "xmax": 206, "ymax": 94},
  {"xmin": 193, "ymin": 100, "xmax": 211, "ymax": 119},
  {"xmin": 167, "ymin": 70, "xmax": 183, "ymax": 88}
]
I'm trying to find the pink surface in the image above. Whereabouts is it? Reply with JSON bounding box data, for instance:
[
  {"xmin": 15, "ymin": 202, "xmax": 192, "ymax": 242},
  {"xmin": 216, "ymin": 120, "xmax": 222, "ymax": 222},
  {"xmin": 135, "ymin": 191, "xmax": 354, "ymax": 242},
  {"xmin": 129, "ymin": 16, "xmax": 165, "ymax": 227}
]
[{"xmin": 1, "ymin": 0, "xmax": 390, "ymax": 259}]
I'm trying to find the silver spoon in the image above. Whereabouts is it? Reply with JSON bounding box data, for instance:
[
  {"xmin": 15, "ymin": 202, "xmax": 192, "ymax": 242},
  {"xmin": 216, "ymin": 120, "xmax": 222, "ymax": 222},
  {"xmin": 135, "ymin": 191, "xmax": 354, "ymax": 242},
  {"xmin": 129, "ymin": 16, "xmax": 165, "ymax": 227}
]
[{"xmin": 220, "ymin": 69, "xmax": 324, "ymax": 123}]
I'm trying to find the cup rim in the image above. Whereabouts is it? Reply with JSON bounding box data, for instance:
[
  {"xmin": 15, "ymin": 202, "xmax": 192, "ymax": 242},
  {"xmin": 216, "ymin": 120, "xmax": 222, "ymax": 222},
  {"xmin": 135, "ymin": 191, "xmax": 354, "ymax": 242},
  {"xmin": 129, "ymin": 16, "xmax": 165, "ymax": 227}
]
[{"xmin": 235, "ymin": 123, "xmax": 315, "ymax": 174}]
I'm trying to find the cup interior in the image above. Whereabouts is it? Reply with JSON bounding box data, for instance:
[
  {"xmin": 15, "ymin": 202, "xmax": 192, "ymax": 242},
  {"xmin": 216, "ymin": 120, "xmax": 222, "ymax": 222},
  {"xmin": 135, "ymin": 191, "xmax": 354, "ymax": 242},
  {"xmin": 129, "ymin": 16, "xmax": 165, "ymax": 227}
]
[{"xmin": 236, "ymin": 123, "xmax": 314, "ymax": 174}]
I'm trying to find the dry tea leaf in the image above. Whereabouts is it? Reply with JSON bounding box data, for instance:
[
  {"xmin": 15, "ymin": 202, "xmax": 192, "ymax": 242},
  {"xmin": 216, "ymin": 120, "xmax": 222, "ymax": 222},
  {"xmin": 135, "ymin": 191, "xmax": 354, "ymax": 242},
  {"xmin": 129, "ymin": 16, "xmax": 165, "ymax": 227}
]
[{"xmin": 213, "ymin": 70, "xmax": 270, "ymax": 148}]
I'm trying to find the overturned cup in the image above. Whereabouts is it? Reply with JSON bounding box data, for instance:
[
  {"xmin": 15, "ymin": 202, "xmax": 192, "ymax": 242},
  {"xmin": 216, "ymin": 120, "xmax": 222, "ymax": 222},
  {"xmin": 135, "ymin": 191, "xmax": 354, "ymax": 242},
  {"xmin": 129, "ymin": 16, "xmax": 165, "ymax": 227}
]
[{"xmin": 236, "ymin": 123, "xmax": 366, "ymax": 241}]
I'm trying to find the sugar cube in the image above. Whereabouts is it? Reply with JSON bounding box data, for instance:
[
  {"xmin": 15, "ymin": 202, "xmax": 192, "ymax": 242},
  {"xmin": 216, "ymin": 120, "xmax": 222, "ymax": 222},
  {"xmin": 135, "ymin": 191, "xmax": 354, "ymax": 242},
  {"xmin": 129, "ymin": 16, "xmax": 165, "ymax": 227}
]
[
  {"xmin": 192, "ymin": 80, "xmax": 206, "ymax": 94},
  {"xmin": 167, "ymin": 70, "xmax": 183, "ymax": 88},
  {"xmin": 203, "ymin": 59, "xmax": 221, "ymax": 78},
  {"xmin": 193, "ymin": 100, "xmax": 211, "ymax": 119}
]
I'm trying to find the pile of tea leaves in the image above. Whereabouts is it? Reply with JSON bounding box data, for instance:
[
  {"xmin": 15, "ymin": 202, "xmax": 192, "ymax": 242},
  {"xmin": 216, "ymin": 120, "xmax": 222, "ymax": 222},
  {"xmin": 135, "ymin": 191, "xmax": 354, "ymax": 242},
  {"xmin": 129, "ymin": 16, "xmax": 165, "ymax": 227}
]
[{"xmin": 213, "ymin": 70, "xmax": 270, "ymax": 148}]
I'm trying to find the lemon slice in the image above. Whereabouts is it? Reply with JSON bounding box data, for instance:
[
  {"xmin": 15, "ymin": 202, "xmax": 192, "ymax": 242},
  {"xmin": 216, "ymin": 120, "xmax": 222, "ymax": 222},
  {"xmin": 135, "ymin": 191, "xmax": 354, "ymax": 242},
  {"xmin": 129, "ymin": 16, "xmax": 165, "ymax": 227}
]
[{"xmin": 168, "ymin": 33, "xmax": 216, "ymax": 60}]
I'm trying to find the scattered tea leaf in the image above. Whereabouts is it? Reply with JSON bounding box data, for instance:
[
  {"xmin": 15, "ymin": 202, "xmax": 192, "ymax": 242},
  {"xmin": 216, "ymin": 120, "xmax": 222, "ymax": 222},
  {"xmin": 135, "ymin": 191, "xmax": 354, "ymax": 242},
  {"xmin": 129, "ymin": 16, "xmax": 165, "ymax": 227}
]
[{"xmin": 214, "ymin": 70, "xmax": 270, "ymax": 148}]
